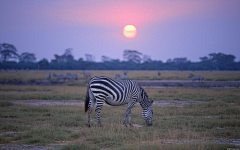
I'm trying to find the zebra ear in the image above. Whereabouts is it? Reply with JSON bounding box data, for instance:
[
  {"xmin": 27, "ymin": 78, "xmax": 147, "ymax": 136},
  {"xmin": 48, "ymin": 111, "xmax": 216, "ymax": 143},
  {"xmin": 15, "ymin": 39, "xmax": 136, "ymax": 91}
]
[{"xmin": 150, "ymin": 99, "xmax": 154, "ymax": 104}]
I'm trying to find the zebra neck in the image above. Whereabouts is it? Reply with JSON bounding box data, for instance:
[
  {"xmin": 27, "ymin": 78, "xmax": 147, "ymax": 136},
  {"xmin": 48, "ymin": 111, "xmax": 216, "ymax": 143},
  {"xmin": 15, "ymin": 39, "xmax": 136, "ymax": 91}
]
[{"xmin": 139, "ymin": 101, "xmax": 150, "ymax": 109}]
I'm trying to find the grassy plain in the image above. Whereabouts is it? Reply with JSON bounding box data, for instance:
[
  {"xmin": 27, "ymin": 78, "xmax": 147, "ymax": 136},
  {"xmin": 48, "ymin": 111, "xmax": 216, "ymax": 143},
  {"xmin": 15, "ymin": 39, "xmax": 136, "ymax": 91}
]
[
  {"xmin": 0, "ymin": 101, "xmax": 239, "ymax": 149},
  {"xmin": 0, "ymin": 70, "xmax": 240, "ymax": 149},
  {"xmin": 0, "ymin": 70, "xmax": 240, "ymax": 81},
  {"xmin": 0, "ymin": 84, "xmax": 240, "ymax": 105}
]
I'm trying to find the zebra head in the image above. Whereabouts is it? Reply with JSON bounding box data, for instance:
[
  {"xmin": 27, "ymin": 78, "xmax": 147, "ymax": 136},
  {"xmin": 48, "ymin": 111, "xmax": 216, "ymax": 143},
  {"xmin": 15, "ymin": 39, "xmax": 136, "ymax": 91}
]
[
  {"xmin": 188, "ymin": 73, "xmax": 194, "ymax": 78},
  {"xmin": 140, "ymin": 87, "xmax": 154, "ymax": 126}
]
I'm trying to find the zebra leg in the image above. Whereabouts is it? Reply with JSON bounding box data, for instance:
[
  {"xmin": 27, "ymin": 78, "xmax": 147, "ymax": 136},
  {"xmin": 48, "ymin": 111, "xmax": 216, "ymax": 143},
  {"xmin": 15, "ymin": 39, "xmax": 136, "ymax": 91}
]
[
  {"xmin": 95, "ymin": 102, "xmax": 104, "ymax": 127},
  {"xmin": 128, "ymin": 110, "xmax": 132, "ymax": 126},
  {"xmin": 87, "ymin": 108, "xmax": 92, "ymax": 127},
  {"xmin": 123, "ymin": 102, "xmax": 135, "ymax": 127}
]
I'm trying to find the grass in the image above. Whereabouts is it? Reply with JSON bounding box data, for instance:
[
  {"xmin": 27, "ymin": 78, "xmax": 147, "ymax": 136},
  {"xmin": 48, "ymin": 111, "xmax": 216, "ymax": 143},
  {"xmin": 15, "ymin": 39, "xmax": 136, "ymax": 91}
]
[
  {"xmin": 0, "ymin": 70, "xmax": 240, "ymax": 149},
  {"xmin": 0, "ymin": 70, "xmax": 240, "ymax": 81},
  {"xmin": 146, "ymin": 88, "xmax": 240, "ymax": 104},
  {"xmin": 0, "ymin": 101, "xmax": 239, "ymax": 149},
  {"xmin": 0, "ymin": 84, "xmax": 240, "ymax": 104},
  {"xmin": 0, "ymin": 84, "xmax": 87, "ymax": 100}
]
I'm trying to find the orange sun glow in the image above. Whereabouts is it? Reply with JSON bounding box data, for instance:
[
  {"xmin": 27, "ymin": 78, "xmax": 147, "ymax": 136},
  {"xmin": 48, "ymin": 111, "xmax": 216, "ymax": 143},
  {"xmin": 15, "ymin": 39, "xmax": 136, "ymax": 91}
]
[{"xmin": 123, "ymin": 25, "xmax": 137, "ymax": 39}]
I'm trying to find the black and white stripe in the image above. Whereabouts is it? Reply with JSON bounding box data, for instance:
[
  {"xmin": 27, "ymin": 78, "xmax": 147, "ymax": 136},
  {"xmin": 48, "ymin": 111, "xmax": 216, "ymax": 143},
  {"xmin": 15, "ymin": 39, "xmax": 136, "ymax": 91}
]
[
  {"xmin": 85, "ymin": 76, "xmax": 153, "ymax": 127},
  {"xmin": 188, "ymin": 73, "xmax": 203, "ymax": 82}
]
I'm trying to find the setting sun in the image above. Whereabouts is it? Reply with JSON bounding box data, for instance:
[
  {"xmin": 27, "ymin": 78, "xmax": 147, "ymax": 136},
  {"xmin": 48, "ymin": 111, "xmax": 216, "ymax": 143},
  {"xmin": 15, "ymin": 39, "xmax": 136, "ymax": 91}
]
[{"xmin": 123, "ymin": 25, "xmax": 137, "ymax": 39}]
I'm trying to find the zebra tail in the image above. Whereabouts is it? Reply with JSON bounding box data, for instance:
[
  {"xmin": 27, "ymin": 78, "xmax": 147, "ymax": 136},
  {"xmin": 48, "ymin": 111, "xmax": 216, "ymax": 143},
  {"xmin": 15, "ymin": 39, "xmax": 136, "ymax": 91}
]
[{"xmin": 85, "ymin": 84, "xmax": 90, "ymax": 113}]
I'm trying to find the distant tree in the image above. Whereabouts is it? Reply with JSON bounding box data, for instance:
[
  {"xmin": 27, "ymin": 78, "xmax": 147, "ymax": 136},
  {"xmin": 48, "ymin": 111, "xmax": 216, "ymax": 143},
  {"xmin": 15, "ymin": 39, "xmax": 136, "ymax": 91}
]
[
  {"xmin": 208, "ymin": 53, "xmax": 236, "ymax": 70},
  {"xmin": 78, "ymin": 58, "xmax": 84, "ymax": 62},
  {"xmin": 199, "ymin": 56, "xmax": 208, "ymax": 62},
  {"xmin": 142, "ymin": 55, "xmax": 152, "ymax": 63},
  {"xmin": 123, "ymin": 50, "xmax": 142, "ymax": 63},
  {"xmin": 38, "ymin": 58, "xmax": 49, "ymax": 69},
  {"xmin": 64, "ymin": 48, "xmax": 74, "ymax": 62},
  {"xmin": 0, "ymin": 43, "xmax": 19, "ymax": 62},
  {"xmin": 85, "ymin": 54, "xmax": 95, "ymax": 62},
  {"xmin": 166, "ymin": 59, "xmax": 172, "ymax": 63},
  {"xmin": 208, "ymin": 53, "xmax": 235, "ymax": 63},
  {"xmin": 173, "ymin": 57, "xmax": 187, "ymax": 64},
  {"xmin": 52, "ymin": 48, "xmax": 74, "ymax": 63},
  {"xmin": 19, "ymin": 52, "xmax": 36, "ymax": 63},
  {"xmin": 198, "ymin": 53, "xmax": 237, "ymax": 70},
  {"xmin": 101, "ymin": 56, "xmax": 112, "ymax": 62},
  {"xmin": 51, "ymin": 54, "xmax": 61, "ymax": 63}
]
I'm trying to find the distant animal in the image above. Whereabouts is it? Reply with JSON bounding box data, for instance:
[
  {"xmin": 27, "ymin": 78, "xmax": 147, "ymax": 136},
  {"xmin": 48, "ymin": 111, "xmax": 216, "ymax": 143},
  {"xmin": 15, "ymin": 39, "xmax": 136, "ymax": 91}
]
[
  {"xmin": 83, "ymin": 71, "xmax": 91, "ymax": 78},
  {"xmin": 115, "ymin": 74, "xmax": 128, "ymax": 80},
  {"xmin": 85, "ymin": 76, "xmax": 153, "ymax": 127},
  {"xmin": 65, "ymin": 73, "xmax": 72, "ymax": 81},
  {"xmin": 71, "ymin": 74, "xmax": 78, "ymax": 80},
  {"xmin": 124, "ymin": 70, "xmax": 129, "ymax": 75},
  {"xmin": 52, "ymin": 73, "xmax": 65, "ymax": 81},
  {"xmin": 158, "ymin": 71, "xmax": 161, "ymax": 76},
  {"xmin": 47, "ymin": 72, "xmax": 51, "ymax": 81},
  {"xmin": 188, "ymin": 73, "xmax": 203, "ymax": 82}
]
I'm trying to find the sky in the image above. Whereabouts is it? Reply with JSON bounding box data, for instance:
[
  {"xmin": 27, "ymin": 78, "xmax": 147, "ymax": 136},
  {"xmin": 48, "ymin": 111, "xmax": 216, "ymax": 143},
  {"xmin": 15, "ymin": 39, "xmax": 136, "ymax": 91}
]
[{"xmin": 0, "ymin": 0, "xmax": 240, "ymax": 62}]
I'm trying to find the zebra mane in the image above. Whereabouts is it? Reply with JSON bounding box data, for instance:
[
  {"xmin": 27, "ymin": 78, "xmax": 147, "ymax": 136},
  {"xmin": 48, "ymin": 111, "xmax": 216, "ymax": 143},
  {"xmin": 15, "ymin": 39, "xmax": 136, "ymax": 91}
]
[{"xmin": 139, "ymin": 86, "xmax": 151, "ymax": 107}]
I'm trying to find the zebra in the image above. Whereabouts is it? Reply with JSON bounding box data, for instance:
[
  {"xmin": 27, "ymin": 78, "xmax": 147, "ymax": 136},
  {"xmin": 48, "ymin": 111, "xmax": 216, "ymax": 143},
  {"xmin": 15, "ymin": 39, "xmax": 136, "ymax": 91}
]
[
  {"xmin": 158, "ymin": 71, "xmax": 161, "ymax": 76},
  {"xmin": 65, "ymin": 73, "xmax": 72, "ymax": 81},
  {"xmin": 71, "ymin": 74, "xmax": 78, "ymax": 80},
  {"xmin": 85, "ymin": 76, "xmax": 153, "ymax": 127},
  {"xmin": 115, "ymin": 74, "xmax": 128, "ymax": 80},
  {"xmin": 188, "ymin": 73, "xmax": 203, "ymax": 82},
  {"xmin": 52, "ymin": 73, "xmax": 65, "ymax": 81},
  {"xmin": 47, "ymin": 72, "xmax": 51, "ymax": 81},
  {"xmin": 65, "ymin": 73, "xmax": 78, "ymax": 81},
  {"xmin": 83, "ymin": 71, "xmax": 91, "ymax": 78}
]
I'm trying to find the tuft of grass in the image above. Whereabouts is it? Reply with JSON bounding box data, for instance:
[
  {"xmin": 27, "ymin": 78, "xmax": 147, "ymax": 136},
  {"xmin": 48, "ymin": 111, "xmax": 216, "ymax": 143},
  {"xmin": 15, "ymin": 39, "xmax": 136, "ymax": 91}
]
[
  {"xmin": 0, "ymin": 124, "xmax": 28, "ymax": 132},
  {"xmin": 0, "ymin": 101, "xmax": 14, "ymax": 107},
  {"xmin": 14, "ymin": 128, "xmax": 71, "ymax": 145},
  {"xmin": 60, "ymin": 143, "xmax": 100, "ymax": 150},
  {"xmin": 0, "ymin": 136, "xmax": 10, "ymax": 144}
]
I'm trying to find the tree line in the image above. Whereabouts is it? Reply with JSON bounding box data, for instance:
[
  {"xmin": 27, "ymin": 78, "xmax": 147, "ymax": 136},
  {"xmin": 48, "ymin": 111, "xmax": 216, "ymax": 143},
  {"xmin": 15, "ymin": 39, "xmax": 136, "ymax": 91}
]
[{"xmin": 0, "ymin": 43, "xmax": 239, "ymax": 70}]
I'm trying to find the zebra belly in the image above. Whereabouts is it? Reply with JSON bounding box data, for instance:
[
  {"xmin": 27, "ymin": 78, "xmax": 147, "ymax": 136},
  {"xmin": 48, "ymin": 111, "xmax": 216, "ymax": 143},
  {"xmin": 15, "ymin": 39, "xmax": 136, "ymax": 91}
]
[{"xmin": 104, "ymin": 95, "xmax": 127, "ymax": 106}]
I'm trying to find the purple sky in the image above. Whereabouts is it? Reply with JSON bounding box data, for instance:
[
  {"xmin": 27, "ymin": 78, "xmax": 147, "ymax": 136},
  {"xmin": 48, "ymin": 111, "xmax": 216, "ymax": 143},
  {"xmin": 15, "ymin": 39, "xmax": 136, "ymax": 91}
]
[{"xmin": 0, "ymin": 0, "xmax": 240, "ymax": 62}]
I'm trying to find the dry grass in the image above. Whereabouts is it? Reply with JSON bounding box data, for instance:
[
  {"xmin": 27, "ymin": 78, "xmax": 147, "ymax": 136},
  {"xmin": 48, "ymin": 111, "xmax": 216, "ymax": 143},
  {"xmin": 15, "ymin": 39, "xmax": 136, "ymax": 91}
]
[
  {"xmin": 145, "ymin": 88, "xmax": 240, "ymax": 104},
  {"xmin": 0, "ymin": 70, "xmax": 240, "ymax": 149},
  {"xmin": 0, "ymin": 70, "xmax": 239, "ymax": 81},
  {"xmin": 1, "ymin": 84, "xmax": 240, "ymax": 105},
  {"xmin": 0, "ymin": 101, "xmax": 239, "ymax": 149},
  {"xmin": 0, "ymin": 84, "xmax": 87, "ymax": 100}
]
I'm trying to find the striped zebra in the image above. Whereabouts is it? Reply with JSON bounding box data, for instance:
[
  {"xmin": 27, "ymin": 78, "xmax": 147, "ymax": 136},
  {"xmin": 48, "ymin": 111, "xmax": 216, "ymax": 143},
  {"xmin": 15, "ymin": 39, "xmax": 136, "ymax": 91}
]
[
  {"xmin": 52, "ymin": 73, "xmax": 65, "ymax": 81},
  {"xmin": 83, "ymin": 71, "xmax": 91, "ymax": 78},
  {"xmin": 188, "ymin": 73, "xmax": 203, "ymax": 82},
  {"xmin": 47, "ymin": 72, "xmax": 51, "ymax": 81},
  {"xmin": 85, "ymin": 76, "xmax": 153, "ymax": 127}
]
